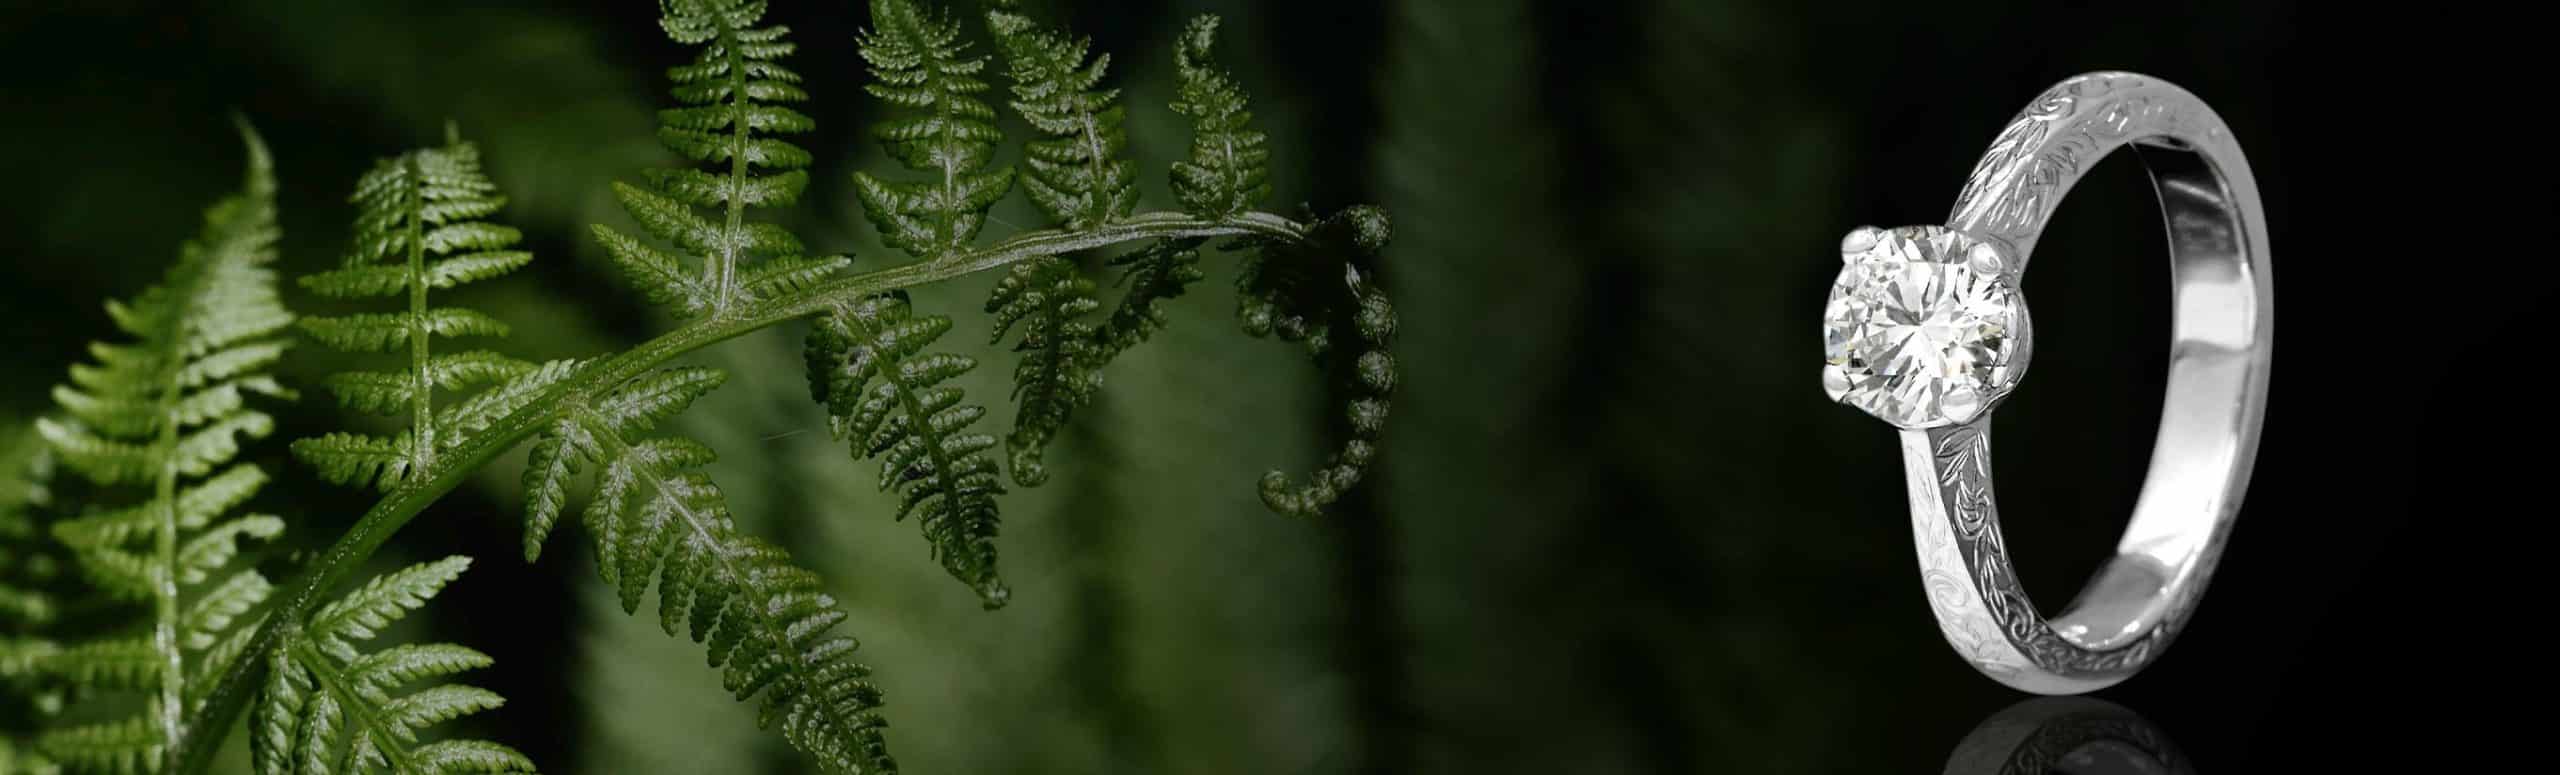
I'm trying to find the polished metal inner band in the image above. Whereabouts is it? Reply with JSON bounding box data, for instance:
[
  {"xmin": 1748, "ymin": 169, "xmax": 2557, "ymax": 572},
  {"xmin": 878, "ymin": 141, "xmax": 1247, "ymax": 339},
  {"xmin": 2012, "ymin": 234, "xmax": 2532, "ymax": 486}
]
[{"xmin": 1907, "ymin": 72, "xmax": 2271, "ymax": 693}]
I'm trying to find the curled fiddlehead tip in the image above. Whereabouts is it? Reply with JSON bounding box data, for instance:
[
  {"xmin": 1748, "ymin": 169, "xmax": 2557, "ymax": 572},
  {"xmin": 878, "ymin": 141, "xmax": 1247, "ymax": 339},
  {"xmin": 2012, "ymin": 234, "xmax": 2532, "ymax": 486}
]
[{"xmin": 1243, "ymin": 206, "xmax": 1398, "ymax": 517}]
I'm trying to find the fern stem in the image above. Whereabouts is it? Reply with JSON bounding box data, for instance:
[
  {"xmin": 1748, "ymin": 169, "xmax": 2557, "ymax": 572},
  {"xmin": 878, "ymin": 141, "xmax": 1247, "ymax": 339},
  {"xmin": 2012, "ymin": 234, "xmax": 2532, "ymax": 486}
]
[
  {"xmin": 406, "ymin": 156, "xmax": 437, "ymax": 470},
  {"xmin": 143, "ymin": 198, "xmax": 257, "ymax": 767},
  {"xmin": 1080, "ymin": 112, "xmax": 1112, "ymax": 225},
  {"xmin": 714, "ymin": 18, "xmax": 749, "ymax": 313},
  {"xmin": 150, "ymin": 389, "xmax": 185, "ymax": 768},
  {"xmin": 174, "ymin": 208, "xmax": 1305, "ymax": 774}
]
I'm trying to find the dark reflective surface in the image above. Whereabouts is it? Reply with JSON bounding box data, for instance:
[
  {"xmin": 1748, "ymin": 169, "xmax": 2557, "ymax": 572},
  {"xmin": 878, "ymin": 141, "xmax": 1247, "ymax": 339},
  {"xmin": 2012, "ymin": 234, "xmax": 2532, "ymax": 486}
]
[{"xmin": 1946, "ymin": 698, "xmax": 2190, "ymax": 775}]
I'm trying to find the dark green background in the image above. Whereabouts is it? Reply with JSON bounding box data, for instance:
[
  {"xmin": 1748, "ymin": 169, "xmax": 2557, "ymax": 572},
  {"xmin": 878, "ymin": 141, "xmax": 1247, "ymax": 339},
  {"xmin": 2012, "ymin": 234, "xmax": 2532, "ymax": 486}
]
[{"xmin": 0, "ymin": 0, "xmax": 2525, "ymax": 772}]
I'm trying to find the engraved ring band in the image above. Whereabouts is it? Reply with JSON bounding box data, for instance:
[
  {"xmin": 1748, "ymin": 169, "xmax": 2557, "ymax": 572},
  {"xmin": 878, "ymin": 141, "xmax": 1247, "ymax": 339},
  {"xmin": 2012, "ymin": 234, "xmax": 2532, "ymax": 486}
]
[{"xmin": 1819, "ymin": 72, "xmax": 2271, "ymax": 693}]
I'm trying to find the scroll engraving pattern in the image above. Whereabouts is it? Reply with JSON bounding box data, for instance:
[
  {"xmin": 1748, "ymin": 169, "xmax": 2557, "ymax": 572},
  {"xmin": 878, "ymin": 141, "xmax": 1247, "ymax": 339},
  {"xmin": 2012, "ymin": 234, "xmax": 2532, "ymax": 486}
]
[
  {"xmin": 1908, "ymin": 432, "xmax": 2014, "ymax": 679},
  {"xmin": 1947, "ymin": 72, "xmax": 2191, "ymax": 251},
  {"xmin": 1930, "ymin": 428, "xmax": 2160, "ymax": 677}
]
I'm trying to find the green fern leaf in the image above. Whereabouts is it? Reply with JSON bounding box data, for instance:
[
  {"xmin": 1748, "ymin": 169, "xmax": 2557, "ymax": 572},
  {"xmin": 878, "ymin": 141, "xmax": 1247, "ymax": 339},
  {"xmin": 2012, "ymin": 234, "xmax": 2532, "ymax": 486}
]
[
  {"xmin": 1096, "ymin": 241, "xmax": 1207, "ymax": 356},
  {"xmin": 428, "ymin": 359, "xmax": 583, "ymax": 456},
  {"xmin": 854, "ymin": 0, "xmax": 1015, "ymax": 260},
  {"xmin": 321, "ymin": 352, "xmax": 539, "ymax": 417},
  {"xmin": 517, "ymin": 369, "xmax": 899, "ymax": 774},
  {"xmin": 34, "ymin": 422, "xmax": 158, "ymax": 489},
  {"xmin": 972, "ymin": 240, "xmax": 1207, "ymax": 493},
  {"xmin": 33, "ymin": 119, "xmax": 295, "ymax": 773},
  {"xmin": 986, "ymin": 0, "xmax": 1136, "ymax": 230},
  {"xmin": 314, "ymin": 372, "xmax": 411, "ymax": 415},
  {"xmin": 34, "ymin": 716, "xmax": 156, "ymax": 774},
  {"xmin": 292, "ymin": 432, "xmax": 416, "ymax": 492},
  {"xmin": 2, "ymin": 427, "xmax": 71, "ymax": 749},
  {"xmin": 805, "ymin": 292, "xmax": 1007, "ymax": 607},
  {"xmin": 740, "ymin": 254, "xmax": 853, "ymax": 301},
  {"xmin": 304, "ymin": 558, "xmax": 467, "ymax": 661},
  {"xmin": 296, "ymin": 132, "xmax": 541, "ymax": 492},
  {"xmin": 1169, "ymin": 16, "xmax": 1270, "ymax": 220},
  {"xmin": 982, "ymin": 258, "xmax": 1102, "ymax": 487},
  {"xmin": 598, "ymin": 0, "xmax": 822, "ymax": 315},
  {"xmin": 594, "ymin": 368, "xmax": 728, "ymax": 437},
  {"xmin": 38, "ymin": 638, "xmax": 158, "ymax": 692},
  {"xmin": 251, "ymin": 557, "xmax": 535, "ymax": 774},
  {"xmin": 175, "ymin": 519, "xmax": 283, "ymax": 587},
  {"xmin": 1234, "ymin": 208, "xmax": 1401, "ymax": 516},
  {"xmin": 0, "ymin": 737, "xmax": 57, "ymax": 775},
  {"xmin": 297, "ymin": 309, "xmax": 511, "ymax": 353},
  {"xmin": 590, "ymin": 221, "xmax": 712, "ymax": 315}
]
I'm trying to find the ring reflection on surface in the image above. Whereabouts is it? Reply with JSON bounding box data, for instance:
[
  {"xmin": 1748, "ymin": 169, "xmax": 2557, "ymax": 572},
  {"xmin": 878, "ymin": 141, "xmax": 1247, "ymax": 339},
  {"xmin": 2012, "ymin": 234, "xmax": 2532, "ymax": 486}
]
[{"xmin": 1943, "ymin": 697, "xmax": 2191, "ymax": 775}]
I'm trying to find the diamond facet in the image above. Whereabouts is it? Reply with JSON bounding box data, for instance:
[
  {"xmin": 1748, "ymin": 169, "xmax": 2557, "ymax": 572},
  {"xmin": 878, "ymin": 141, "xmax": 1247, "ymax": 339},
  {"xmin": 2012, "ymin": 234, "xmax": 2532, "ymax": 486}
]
[{"xmin": 1823, "ymin": 226, "xmax": 2025, "ymax": 428}]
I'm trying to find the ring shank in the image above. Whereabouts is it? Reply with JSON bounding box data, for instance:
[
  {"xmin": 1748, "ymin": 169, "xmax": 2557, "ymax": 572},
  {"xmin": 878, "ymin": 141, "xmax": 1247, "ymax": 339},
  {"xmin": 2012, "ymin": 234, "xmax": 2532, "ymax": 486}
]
[{"xmin": 1906, "ymin": 73, "xmax": 2270, "ymax": 693}]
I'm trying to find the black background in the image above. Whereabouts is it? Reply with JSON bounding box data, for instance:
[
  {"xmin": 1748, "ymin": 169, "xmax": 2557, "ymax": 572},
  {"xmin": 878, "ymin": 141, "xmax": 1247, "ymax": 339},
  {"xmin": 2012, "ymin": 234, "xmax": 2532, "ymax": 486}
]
[{"xmin": 0, "ymin": 0, "xmax": 2540, "ymax": 771}]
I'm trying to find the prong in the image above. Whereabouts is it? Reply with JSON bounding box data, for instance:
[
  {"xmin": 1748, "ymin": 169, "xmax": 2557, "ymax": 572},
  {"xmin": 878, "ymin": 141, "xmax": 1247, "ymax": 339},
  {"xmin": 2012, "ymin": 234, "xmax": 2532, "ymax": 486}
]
[
  {"xmin": 1821, "ymin": 365, "xmax": 1852, "ymax": 403},
  {"xmin": 1940, "ymin": 384, "xmax": 1984, "ymax": 424},
  {"xmin": 1840, "ymin": 226, "xmax": 1886, "ymax": 260},
  {"xmin": 1966, "ymin": 241, "xmax": 2005, "ymax": 275}
]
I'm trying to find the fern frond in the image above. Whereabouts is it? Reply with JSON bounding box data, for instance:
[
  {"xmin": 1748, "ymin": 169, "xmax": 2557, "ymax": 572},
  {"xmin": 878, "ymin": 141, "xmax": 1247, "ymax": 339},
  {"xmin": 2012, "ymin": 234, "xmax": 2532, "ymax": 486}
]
[
  {"xmin": 34, "ymin": 716, "xmax": 155, "ymax": 774},
  {"xmin": 986, "ymin": 0, "xmax": 1135, "ymax": 230},
  {"xmin": 3, "ymin": 430, "xmax": 71, "ymax": 767},
  {"xmin": 854, "ymin": 0, "xmax": 1015, "ymax": 261},
  {"xmin": 295, "ymin": 130, "xmax": 538, "ymax": 487},
  {"xmin": 34, "ymin": 119, "xmax": 295, "ymax": 772},
  {"xmin": 518, "ymin": 370, "xmax": 898, "ymax": 774},
  {"xmin": 805, "ymin": 293, "xmax": 1007, "ymax": 607},
  {"xmin": 251, "ymin": 557, "xmax": 535, "ymax": 775},
  {"xmin": 982, "ymin": 258, "xmax": 1101, "ymax": 487},
  {"xmin": 1093, "ymin": 241, "xmax": 1207, "ymax": 358},
  {"xmin": 597, "ymin": 0, "xmax": 822, "ymax": 315},
  {"xmin": 1234, "ymin": 208, "xmax": 1401, "ymax": 516},
  {"xmin": 2, "ymin": 427, "xmax": 67, "ymax": 632},
  {"xmin": 1169, "ymin": 16, "xmax": 1270, "ymax": 220}
]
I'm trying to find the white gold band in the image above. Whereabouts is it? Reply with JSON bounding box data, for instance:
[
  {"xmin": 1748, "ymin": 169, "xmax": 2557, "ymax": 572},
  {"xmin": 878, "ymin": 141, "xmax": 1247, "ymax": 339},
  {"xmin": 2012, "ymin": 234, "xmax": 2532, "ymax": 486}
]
[{"xmin": 1893, "ymin": 72, "xmax": 2272, "ymax": 693}]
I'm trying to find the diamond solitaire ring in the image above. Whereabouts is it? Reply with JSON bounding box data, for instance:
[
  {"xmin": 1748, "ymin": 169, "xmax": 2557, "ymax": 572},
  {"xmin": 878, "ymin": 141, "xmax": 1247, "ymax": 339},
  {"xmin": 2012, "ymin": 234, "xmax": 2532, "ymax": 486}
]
[{"xmin": 1822, "ymin": 72, "xmax": 2271, "ymax": 693}]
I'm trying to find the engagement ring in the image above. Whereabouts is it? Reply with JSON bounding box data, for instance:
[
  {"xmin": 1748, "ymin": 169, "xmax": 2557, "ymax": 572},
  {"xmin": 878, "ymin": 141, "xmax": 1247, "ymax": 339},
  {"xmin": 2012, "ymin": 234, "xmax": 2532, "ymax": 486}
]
[{"xmin": 1822, "ymin": 72, "xmax": 2271, "ymax": 693}]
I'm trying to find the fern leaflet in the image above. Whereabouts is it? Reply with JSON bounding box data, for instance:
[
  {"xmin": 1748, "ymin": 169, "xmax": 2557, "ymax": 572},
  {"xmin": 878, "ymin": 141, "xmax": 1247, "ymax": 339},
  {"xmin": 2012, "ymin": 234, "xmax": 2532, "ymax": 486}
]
[
  {"xmin": 854, "ymin": 0, "xmax": 1014, "ymax": 261},
  {"xmin": 1092, "ymin": 241, "xmax": 1207, "ymax": 358},
  {"xmin": 30, "ymin": 121, "xmax": 294, "ymax": 772},
  {"xmin": 596, "ymin": 0, "xmax": 826, "ymax": 316},
  {"xmin": 293, "ymin": 129, "xmax": 538, "ymax": 491},
  {"xmin": 804, "ymin": 293, "xmax": 1006, "ymax": 607},
  {"xmin": 518, "ymin": 368, "xmax": 897, "ymax": 774},
  {"xmin": 250, "ymin": 557, "xmax": 533, "ymax": 774},
  {"xmin": 985, "ymin": 0, "xmax": 1135, "ymax": 230},
  {"xmin": 1169, "ymin": 16, "xmax": 1271, "ymax": 221},
  {"xmin": 982, "ymin": 258, "xmax": 1101, "ymax": 487}
]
